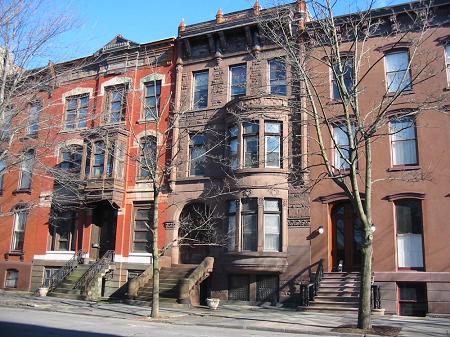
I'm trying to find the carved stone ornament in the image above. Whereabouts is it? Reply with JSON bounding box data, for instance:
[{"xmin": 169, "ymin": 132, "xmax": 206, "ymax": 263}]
[{"xmin": 288, "ymin": 217, "xmax": 310, "ymax": 227}]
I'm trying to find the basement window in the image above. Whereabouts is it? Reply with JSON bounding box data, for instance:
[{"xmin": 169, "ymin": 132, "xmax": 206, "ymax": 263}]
[{"xmin": 398, "ymin": 282, "xmax": 427, "ymax": 316}]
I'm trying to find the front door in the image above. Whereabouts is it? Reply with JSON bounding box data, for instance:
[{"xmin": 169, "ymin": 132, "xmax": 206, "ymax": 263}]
[
  {"xmin": 331, "ymin": 202, "xmax": 363, "ymax": 272},
  {"xmin": 91, "ymin": 203, "xmax": 117, "ymax": 260}
]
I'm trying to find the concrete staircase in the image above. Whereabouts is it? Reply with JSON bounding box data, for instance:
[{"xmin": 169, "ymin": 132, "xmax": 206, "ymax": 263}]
[
  {"xmin": 131, "ymin": 265, "xmax": 195, "ymax": 307},
  {"xmin": 299, "ymin": 272, "xmax": 360, "ymax": 313},
  {"xmin": 47, "ymin": 264, "xmax": 91, "ymax": 300}
]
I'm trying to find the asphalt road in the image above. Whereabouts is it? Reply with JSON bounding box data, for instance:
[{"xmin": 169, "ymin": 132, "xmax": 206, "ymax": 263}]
[{"xmin": 0, "ymin": 307, "xmax": 317, "ymax": 337}]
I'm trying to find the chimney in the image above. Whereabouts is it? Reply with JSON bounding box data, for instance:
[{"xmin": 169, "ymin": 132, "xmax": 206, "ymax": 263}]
[{"xmin": 253, "ymin": 0, "xmax": 262, "ymax": 16}]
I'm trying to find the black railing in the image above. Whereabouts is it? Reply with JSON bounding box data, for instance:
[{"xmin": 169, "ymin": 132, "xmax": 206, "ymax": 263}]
[
  {"xmin": 371, "ymin": 284, "xmax": 381, "ymax": 309},
  {"xmin": 74, "ymin": 250, "xmax": 114, "ymax": 293},
  {"xmin": 300, "ymin": 259, "xmax": 323, "ymax": 306},
  {"xmin": 45, "ymin": 250, "xmax": 84, "ymax": 293}
]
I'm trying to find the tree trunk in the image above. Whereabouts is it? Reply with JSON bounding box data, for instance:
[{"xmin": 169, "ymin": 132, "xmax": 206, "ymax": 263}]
[
  {"xmin": 357, "ymin": 230, "xmax": 373, "ymax": 329},
  {"xmin": 151, "ymin": 189, "xmax": 160, "ymax": 318}
]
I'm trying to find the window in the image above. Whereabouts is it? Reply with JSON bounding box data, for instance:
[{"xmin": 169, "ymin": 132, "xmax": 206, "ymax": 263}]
[
  {"xmin": 43, "ymin": 267, "xmax": 60, "ymax": 288},
  {"xmin": 139, "ymin": 136, "xmax": 157, "ymax": 178},
  {"xmin": 333, "ymin": 124, "xmax": 352, "ymax": 170},
  {"xmin": 264, "ymin": 199, "xmax": 281, "ymax": 251},
  {"xmin": 106, "ymin": 142, "xmax": 115, "ymax": 178},
  {"xmin": 59, "ymin": 145, "xmax": 83, "ymax": 174},
  {"xmin": 19, "ymin": 149, "xmax": 34, "ymax": 190},
  {"xmin": 5, "ymin": 269, "xmax": 19, "ymax": 288},
  {"xmin": 116, "ymin": 141, "xmax": 126, "ymax": 180},
  {"xmin": 12, "ymin": 208, "xmax": 28, "ymax": 251},
  {"xmin": 27, "ymin": 102, "xmax": 41, "ymax": 136},
  {"xmin": 144, "ymin": 80, "xmax": 161, "ymax": 120},
  {"xmin": 92, "ymin": 141, "xmax": 105, "ymax": 178},
  {"xmin": 228, "ymin": 126, "xmax": 239, "ymax": 170},
  {"xmin": 385, "ymin": 51, "xmax": 412, "ymax": 93},
  {"xmin": 445, "ymin": 44, "xmax": 450, "ymax": 87},
  {"xmin": 331, "ymin": 58, "xmax": 354, "ymax": 100},
  {"xmin": 243, "ymin": 122, "xmax": 259, "ymax": 168},
  {"xmin": 193, "ymin": 71, "xmax": 209, "ymax": 109},
  {"xmin": 65, "ymin": 95, "xmax": 88, "ymax": 129},
  {"xmin": 269, "ymin": 59, "xmax": 287, "ymax": 96},
  {"xmin": 105, "ymin": 86, "xmax": 126, "ymax": 123},
  {"xmin": 229, "ymin": 275, "xmax": 250, "ymax": 301},
  {"xmin": 133, "ymin": 203, "xmax": 154, "ymax": 253},
  {"xmin": 265, "ymin": 122, "xmax": 282, "ymax": 168},
  {"xmin": 0, "ymin": 160, "xmax": 5, "ymax": 192},
  {"xmin": 398, "ymin": 283, "xmax": 427, "ymax": 316},
  {"xmin": 189, "ymin": 134, "xmax": 206, "ymax": 176},
  {"xmin": 241, "ymin": 199, "xmax": 257, "ymax": 251},
  {"xmin": 227, "ymin": 200, "xmax": 237, "ymax": 251},
  {"xmin": 50, "ymin": 211, "xmax": 77, "ymax": 251},
  {"xmin": 395, "ymin": 199, "xmax": 424, "ymax": 269},
  {"xmin": 390, "ymin": 117, "xmax": 418, "ymax": 166},
  {"xmin": 230, "ymin": 64, "xmax": 247, "ymax": 100}
]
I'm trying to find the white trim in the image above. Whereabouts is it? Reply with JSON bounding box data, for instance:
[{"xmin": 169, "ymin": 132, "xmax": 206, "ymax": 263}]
[
  {"xmin": 61, "ymin": 87, "xmax": 93, "ymax": 101},
  {"xmin": 114, "ymin": 253, "xmax": 153, "ymax": 264},
  {"xmin": 33, "ymin": 251, "xmax": 89, "ymax": 261},
  {"xmin": 100, "ymin": 77, "xmax": 132, "ymax": 95},
  {"xmin": 140, "ymin": 73, "xmax": 165, "ymax": 91}
]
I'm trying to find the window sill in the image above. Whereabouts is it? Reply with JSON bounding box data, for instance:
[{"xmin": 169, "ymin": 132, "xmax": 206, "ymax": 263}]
[
  {"xmin": 19, "ymin": 134, "xmax": 38, "ymax": 141},
  {"xmin": 234, "ymin": 168, "xmax": 288, "ymax": 175},
  {"xmin": 5, "ymin": 251, "xmax": 24, "ymax": 261},
  {"xmin": 398, "ymin": 267, "xmax": 425, "ymax": 271},
  {"xmin": 12, "ymin": 189, "xmax": 32, "ymax": 195},
  {"xmin": 136, "ymin": 119, "xmax": 157, "ymax": 124},
  {"xmin": 59, "ymin": 127, "xmax": 88, "ymax": 134},
  {"xmin": 176, "ymin": 176, "xmax": 211, "ymax": 182},
  {"xmin": 387, "ymin": 165, "xmax": 421, "ymax": 172},
  {"xmin": 384, "ymin": 90, "xmax": 414, "ymax": 97}
]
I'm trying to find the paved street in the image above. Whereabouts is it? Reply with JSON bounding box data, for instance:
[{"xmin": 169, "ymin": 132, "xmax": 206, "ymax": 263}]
[
  {"xmin": 0, "ymin": 291, "xmax": 449, "ymax": 337},
  {"xmin": 0, "ymin": 307, "xmax": 324, "ymax": 337}
]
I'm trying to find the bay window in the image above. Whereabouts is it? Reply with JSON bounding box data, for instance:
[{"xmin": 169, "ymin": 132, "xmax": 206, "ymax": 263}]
[
  {"xmin": 264, "ymin": 199, "xmax": 281, "ymax": 251},
  {"xmin": 395, "ymin": 199, "xmax": 424, "ymax": 269},
  {"xmin": 243, "ymin": 122, "xmax": 259, "ymax": 168},
  {"xmin": 241, "ymin": 199, "xmax": 258, "ymax": 251},
  {"xmin": 390, "ymin": 117, "xmax": 418, "ymax": 166},
  {"xmin": 265, "ymin": 122, "xmax": 281, "ymax": 168},
  {"xmin": 228, "ymin": 126, "xmax": 239, "ymax": 170}
]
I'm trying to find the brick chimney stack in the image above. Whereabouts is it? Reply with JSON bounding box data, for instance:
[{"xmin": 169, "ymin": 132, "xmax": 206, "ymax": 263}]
[
  {"xmin": 216, "ymin": 8, "xmax": 224, "ymax": 24},
  {"xmin": 178, "ymin": 19, "xmax": 186, "ymax": 34},
  {"xmin": 253, "ymin": 0, "xmax": 262, "ymax": 16}
]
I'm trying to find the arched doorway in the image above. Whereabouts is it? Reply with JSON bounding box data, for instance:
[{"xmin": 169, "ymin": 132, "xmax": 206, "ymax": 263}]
[
  {"xmin": 178, "ymin": 203, "xmax": 213, "ymax": 264},
  {"xmin": 331, "ymin": 202, "xmax": 363, "ymax": 272}
]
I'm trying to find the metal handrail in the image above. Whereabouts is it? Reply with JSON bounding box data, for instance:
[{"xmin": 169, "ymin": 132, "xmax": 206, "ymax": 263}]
[
  {"xmin": 371, "ymin": 284, "xmax": 381, "ymax": 309},
  {"xmin": 45, "ymin": 250, "xmax": 84, "ymax": 293},
  {"xmin": 300, "ymin": 259, "xmax": 323, "ymax": 306},
  {"xmin": 74, "ymin": 250, "xmax": 115, "ymax": 292}
]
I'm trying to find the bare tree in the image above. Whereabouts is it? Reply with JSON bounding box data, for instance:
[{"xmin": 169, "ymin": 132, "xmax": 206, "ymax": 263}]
[{"xmin": 259, "ymin": 0, "xmax": 446, "ymax": 329}]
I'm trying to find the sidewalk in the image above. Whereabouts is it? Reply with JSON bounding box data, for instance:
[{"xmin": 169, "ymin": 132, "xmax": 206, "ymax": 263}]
[{"xmin": 0, "ymin": 291, "xmax": 449, "ymax": 337}]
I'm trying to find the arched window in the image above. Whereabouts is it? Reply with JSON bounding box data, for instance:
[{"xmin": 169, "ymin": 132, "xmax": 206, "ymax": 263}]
[
  {"xmin": 5, "ymin": 269, "xmax": 19, "ymax": 288},
  {"xmin": 139, "ymin": 136, "xmax": 156, "ymax": 179}
]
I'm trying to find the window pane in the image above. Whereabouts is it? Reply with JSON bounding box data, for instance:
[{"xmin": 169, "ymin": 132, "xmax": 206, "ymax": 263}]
[
  {"xmin": 386, "ymin": 52, "xmax": 412, "ymax": 92},
  {"xmin": 386, "ymin": 52, "xmax": 409, "ymax": 72},
  {"xmin": 241, "ymin": 198, "xmax": 257, "ymax": 212},
  {"xmin": 269, "ymin": 59, "xmax": 287, "ymax": 96},
  {"xmin": 333, "ymin": 125, "xmax": 351, "ymax": 169},
  {"xmin": 392, "ymin": 140, "xmax": 417, "ymax": 165},
  {"xmin": 396, "ymin": 200, "xmax": 422, "ymax": 234},
  {"xmin": 230, "ymin": 138, "xmax": 239, "ymax": 170},
  {"xmin": 265, "ymin": 135, "xmax": 280, "ymax": 168},
  {"xmin": 396, "ymin": 200, "xmax": 423, "ymax": 268},
  {"xmin": 228, "ymin": 215, "xmax": 236, "ymax": 251},
  {"xmin": 243, "ymin": 122, "xmax": 258, "ymax": 134},
  {"xmin": 190, "ymin": 146, "xmax": 206, "ymax": 176},
  {"xmin": 193, "ymin": 72, "xmax": 209, "ymax": 109},
  {"xmin": 230, "ymin": 65, "xmax": 247, "ymax": 98},
  {"xmin": 242, "ymin": 214, "xmax": 257, "ymax": 251},
  {"xmin": 332, "ymin": 59, "xmax": 353, "ymax": 99},
  {"xmin": 265, "ymin": 122, "xmax": 281, "ymax": 134},
  {"xmin": 264, "ymin": 199, "xmax": 280, "ymax": 212}
]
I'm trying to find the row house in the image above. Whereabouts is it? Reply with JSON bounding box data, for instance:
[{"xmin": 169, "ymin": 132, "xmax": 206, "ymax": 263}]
[
  {"xmin": 0, "ymin": 35, "xmax": 176, "ymax": 297},
  {"xmin": 0, "ymin": 0, "xmax": 449, "ymax": 316}
]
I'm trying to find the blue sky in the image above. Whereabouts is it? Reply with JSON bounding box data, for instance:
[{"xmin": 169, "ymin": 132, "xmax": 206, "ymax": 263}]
[{"xmin": 46, "ymin": 0, "xmax": 405, "ymax": 64}]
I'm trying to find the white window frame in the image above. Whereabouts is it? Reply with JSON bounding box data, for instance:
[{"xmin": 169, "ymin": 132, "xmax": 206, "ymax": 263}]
[
  {"xmin": 389, "ymin": 117, "xmax": 418, "ymax": 167},
  {"xmin": 384, "ymin": 50, "xmax": 412, "ymax": 93}
]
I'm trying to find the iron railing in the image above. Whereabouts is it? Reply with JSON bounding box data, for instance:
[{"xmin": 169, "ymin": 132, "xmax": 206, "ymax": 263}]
[
  {"xmin": 371, "ymin": 284, "xmax": 381, "ymax": 309},
  {"xmin": 300, "ymin": 259, "xmax": 324, "ymax": 306},
  {"xmin": 45, "ymin": 250, "xmax": 84, "ymax": 293},
  {"xmin": 74, "ymin": 250, "xmax": 115, "ymax": 293}
]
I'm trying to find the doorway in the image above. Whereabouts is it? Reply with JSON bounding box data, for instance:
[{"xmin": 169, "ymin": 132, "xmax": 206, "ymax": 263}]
[
  {"xmin": 90, "ymin": 202, "xmax": 117, "ymax": 260},
  {"xmin": 331, "ymin": 202, "xmax": 363, "ymax": 272}
]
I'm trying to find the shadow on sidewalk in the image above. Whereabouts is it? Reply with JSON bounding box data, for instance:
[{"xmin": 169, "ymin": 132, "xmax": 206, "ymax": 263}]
[{"xmin": 0, "ymin": 322, "xmax": 120, "ymax": 337}]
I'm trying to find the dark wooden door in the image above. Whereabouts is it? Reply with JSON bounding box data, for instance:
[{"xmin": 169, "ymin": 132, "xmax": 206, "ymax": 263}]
[
  {"xmin": 331, "ymin": 202, "xmax": 363, "ymax": 271},
  {"xmin": 91, "ymin": 204, "xmax": 117, "ymax": 260}
]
